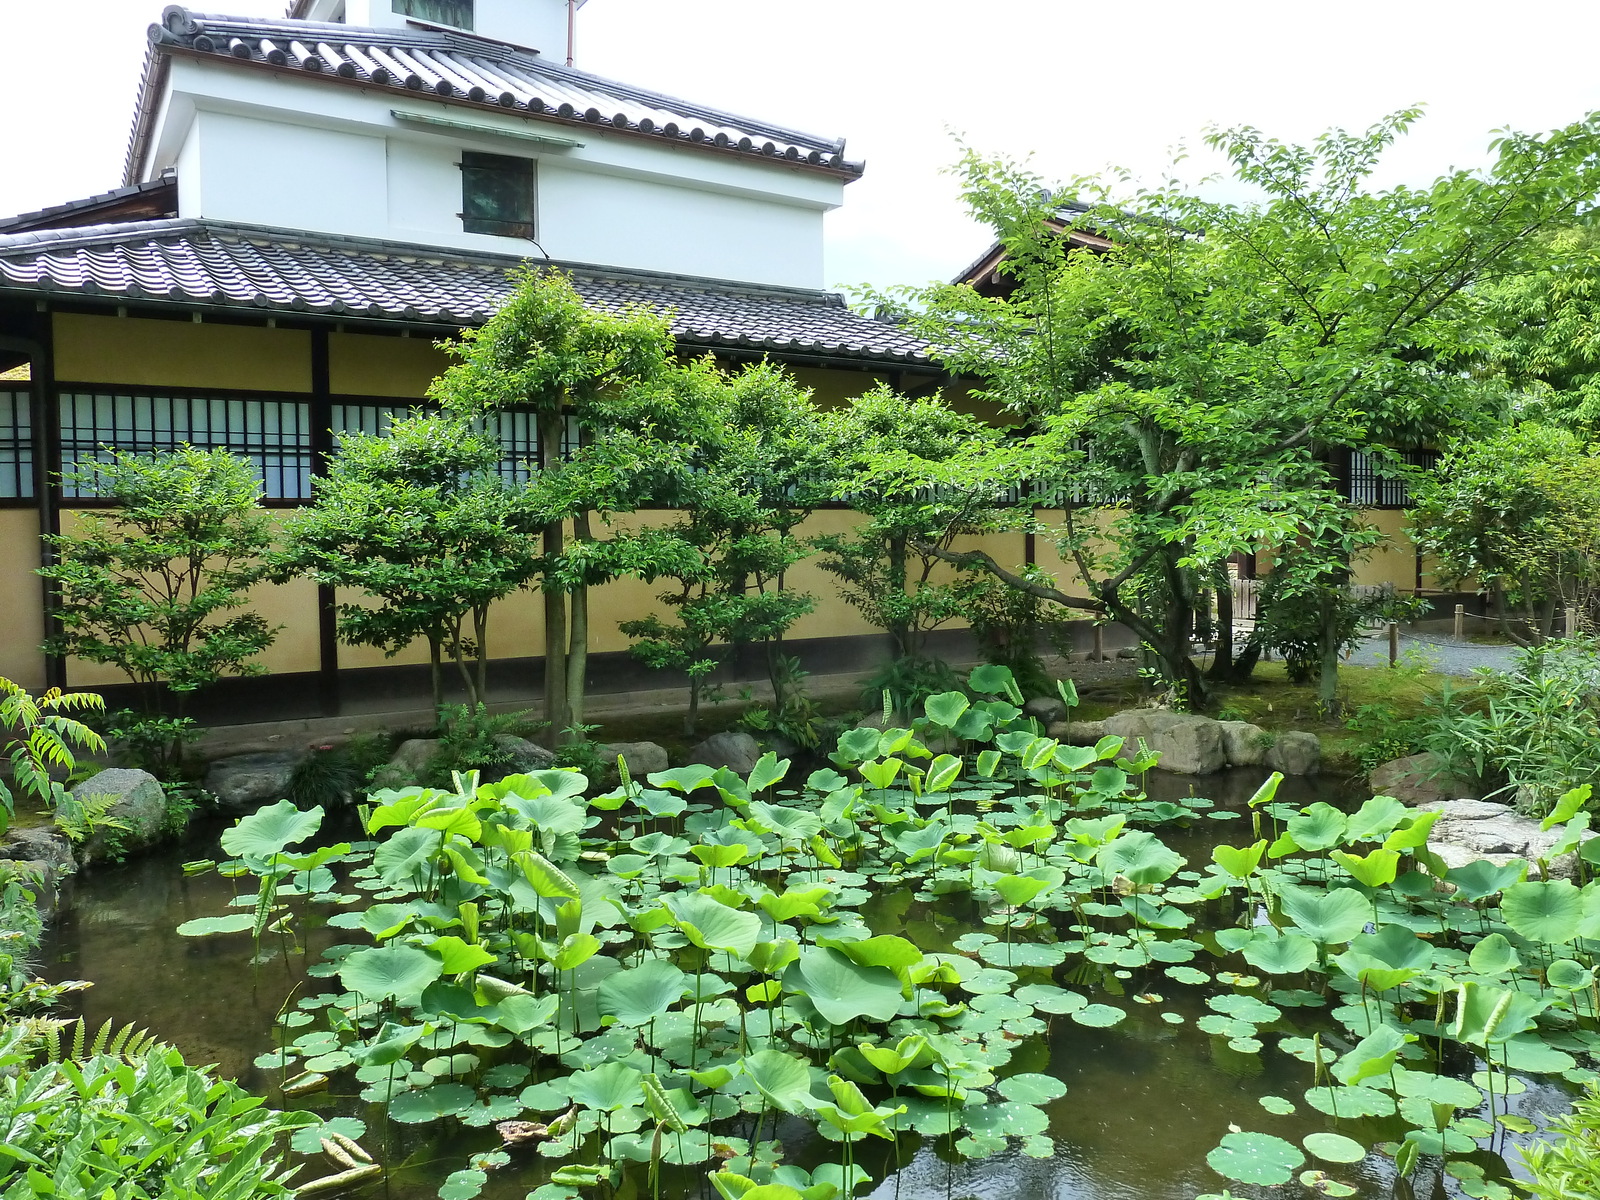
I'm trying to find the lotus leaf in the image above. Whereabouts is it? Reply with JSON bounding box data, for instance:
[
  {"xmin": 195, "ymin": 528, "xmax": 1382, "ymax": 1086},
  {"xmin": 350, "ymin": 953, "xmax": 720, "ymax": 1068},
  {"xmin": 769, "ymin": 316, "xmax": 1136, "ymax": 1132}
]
[
  {"xmin": 1501, "ymin": 878, "xmax": 1582, "ymax": 945},
  {"xmin": 1207, "ymin": 1131, "xmax": 1305, "ymax": 1186},
  {"xmin": 1099, "ymin": 831, "xmax": 1184, "ymax": 885},
  {"xmin": 1303, "ymin": 1133, "xmax": 1366, "ymax": 1164},
  {"xmin": 340, "ymin": 944, "xmax": 444, "ymax": 1003},
  {"xmin": 1282, "ymin": 886, "xmax": 1369, "ymax": 945},
  {"xmin": 1445, "ymin": 858, "xmax": 1526, "ymax": 901},
  {"xmin": 597, "ymin": 959, "xmax": 687, "ymax": 1028},
  {"xmin": 665, "ymin": 893, "xmax": 762, "ymax": 959},
  {"xmin": 1242, "ymin": 931, "xmax": 1318, "ymax": 975},
  {"xmin": 388, "ymin": 1082, "xmax": 476, "ymax": 1123},
  {"xmin": 784, "ymin": 947, "xmax": 903, "ymax": 1026},
  {"xmin": 221, "ymin": 799, "xmax": 325, "ymax": 860},
  {"xmin": 567, "ymin": 1062, "xmax": 643, "ymax": 1111},
  {"xmin": 1467, "ymin": 932, "xmax": 1521, "ymax": 976}
]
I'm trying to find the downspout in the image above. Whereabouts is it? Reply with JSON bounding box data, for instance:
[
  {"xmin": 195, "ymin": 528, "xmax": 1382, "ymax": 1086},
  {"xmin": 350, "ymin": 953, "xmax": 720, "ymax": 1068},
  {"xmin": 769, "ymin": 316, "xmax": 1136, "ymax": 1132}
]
[{"xmin": 566, "ymin": 0, "xmax": 576, "ymax": 66}]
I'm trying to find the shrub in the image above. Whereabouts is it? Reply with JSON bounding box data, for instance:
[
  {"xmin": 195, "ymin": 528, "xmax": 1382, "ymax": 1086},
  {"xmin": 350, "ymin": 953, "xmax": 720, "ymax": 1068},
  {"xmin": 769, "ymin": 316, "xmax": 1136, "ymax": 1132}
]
[
  {"xmin": 1420, "ymin": 635, "xmax": 1600, "ymax": 815},
  {"xmin": 1521, "ymin": 1082, "xmax": 1600, "ymax": 1200},
  {"xmin": 0, "ymin": 678, "xmax": 109, "ymax": 837}
]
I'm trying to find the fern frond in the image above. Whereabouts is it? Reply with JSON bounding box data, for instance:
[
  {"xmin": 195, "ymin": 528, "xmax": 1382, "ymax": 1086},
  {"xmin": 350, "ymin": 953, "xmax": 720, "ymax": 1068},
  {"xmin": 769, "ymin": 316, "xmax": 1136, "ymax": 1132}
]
[
  {"xmin": 70, "ymin": 1018, "xmax": 85, "ymax": 1060},
  {"xmin": 107, "ymin": 1022, "xmax": 132, "ymax": 1056},
  {"xmin": 45, "ymin": 1023, "xmax": 61, "ymax": 1063},
  {"xmin": 88, "ymin": 1018, "xmax": 113, "ymax": 1056}
]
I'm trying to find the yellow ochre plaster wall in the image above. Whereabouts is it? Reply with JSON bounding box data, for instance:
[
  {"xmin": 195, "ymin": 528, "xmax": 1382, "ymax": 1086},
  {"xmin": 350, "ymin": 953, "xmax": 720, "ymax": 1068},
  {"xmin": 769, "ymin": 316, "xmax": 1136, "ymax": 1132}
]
[
  {"xmin": 330, "ymin": 332, "xmax": 453, "ymax": 399},
  {"xmin": 0, "ymin": 510, "xmax": 46, "ymax": 690},
  {"xmin": 54, "ymin": 315, "xmax": 311, "ymax": 393}
]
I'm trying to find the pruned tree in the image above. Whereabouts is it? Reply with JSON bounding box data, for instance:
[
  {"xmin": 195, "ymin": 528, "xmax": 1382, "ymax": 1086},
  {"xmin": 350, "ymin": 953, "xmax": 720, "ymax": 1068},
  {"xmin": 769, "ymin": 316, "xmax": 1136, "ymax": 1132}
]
[
  {"xmin": 431, "ymin": 268, "xmax": 682, "ymax": 743},
  {"xmin": 40, "ymin": 447, "xmax": 277, "ymax": 765},
  {"xmin": 282, "ymin": 413, "xmax": 540, "ymax": 709}
]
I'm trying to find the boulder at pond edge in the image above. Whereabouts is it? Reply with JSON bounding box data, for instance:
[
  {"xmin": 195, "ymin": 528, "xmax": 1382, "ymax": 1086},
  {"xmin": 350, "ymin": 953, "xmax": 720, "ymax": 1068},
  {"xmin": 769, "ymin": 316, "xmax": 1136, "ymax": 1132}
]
[
  {"xmin": 602, "ymin": 741, "xmax": 670, "ymax": 778},
  {"xmin": 688, "ymin": 731, "xmax": 763, "ymax": 775},
  {"xmin": 1369, "ymin": 752, "xmax": 1475, "ymax": 808},
  {"xmin": 1218, "ymin": 721, "xmax": 1268, "ymax": 767},
  {"xmin": 204, "ymin": 751, "xmax": 302, "ymax": 813},
  {"xmin": 74, "ymin": 768, "xmax": 169, "ymax": 862},
  {"xmin": 1265, "ymin": 731, "xmax": 1322, "ymax": 777},
  {"xmin": 1102, "ymin": 711, "xmax": 1226, "ymax": 775}
]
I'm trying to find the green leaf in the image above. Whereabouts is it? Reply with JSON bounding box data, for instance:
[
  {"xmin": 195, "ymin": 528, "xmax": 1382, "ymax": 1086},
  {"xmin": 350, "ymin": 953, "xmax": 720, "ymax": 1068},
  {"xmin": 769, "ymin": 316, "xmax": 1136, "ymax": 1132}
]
[
  {"xmin": 665, "ymin": 893, "xmax": 763, "ymax": 958},
  {"xmin": 1212, "ymin": 840, "xmax": 1267, "ymax": 880},
  {"xmin": 567, "ymin": 1062, "xmax": 643, "ymax": 1111},
  {"xmin": 741, "ymin": 1049, "xmax": 818, "ymax": 1114},
  {"xmin": 783, "ymin": 946, "xmax": 904, "ymax": 1026},
  {"xmin": 1501, "ymin": 878, "xmax": 1582, "ymax": 945},
  {"xmin": 219, "ymin": 798, "xmax": 324, "ymax": 859},
  {"xmin": 1330, "ymin": 847, "xmax": 1400, "ymax": 889},
  {"xmin": 1207, "ymin": 1131, "xmax": 1305, "ymax": 1186},
  {"xmin": 1098, "ymin": 831, "xmax": 1184, "ymax": 885},
  {"xmin": 1242, "ymin": 931, "xmax": 1318, "ymax": 975},
  {"xmin": 176, "ymin": 913, "xmax": 257, "ymax": 937},
  {"xmin": 923, "ymin": 691, "xmax": 970, "ymax": 728},
  {"xmin": 388, "ymin": 1083, "xmax": 475, "ymax": 1123},
  {"xmin": 1281, "ymin": 886, "xmax": 1369, "ymax": 945},
  {"xmin": 597, "ymin": 959, "xmax": 687, "ymax": 1028},
  {"xmin": 1467, "ymin": 932, "xmax": 1521, "ymax": 976},
  {"xmin": 1303, "ymin": 1133, "xmax": 1366, "ymax": 1164},
  {"xmin": 427, "ymin": 935, "xmax": 497, "ymax": 975},
  {"xmin": 341, "ymin": 944, "xmax": 444, "ymax": 1003}
]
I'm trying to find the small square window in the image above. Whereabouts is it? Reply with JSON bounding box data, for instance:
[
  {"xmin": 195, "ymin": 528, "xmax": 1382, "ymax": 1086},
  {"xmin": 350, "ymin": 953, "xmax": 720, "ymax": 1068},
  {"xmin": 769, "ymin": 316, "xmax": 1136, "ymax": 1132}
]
[
  {"xmin": 461, "ymin": 152, "xmax": 537, "ymax": 239},
  {"xmin": 393, "ymin": 0, "xmax": 473, "ymax": 30}
]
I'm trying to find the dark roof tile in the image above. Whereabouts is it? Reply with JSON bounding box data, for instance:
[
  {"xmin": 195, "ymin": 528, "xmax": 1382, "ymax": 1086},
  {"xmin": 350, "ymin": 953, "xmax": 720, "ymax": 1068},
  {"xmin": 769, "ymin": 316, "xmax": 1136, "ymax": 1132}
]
[{"xmin": 0, "ymin": 218, "xmax": 932, "ymax": 368}]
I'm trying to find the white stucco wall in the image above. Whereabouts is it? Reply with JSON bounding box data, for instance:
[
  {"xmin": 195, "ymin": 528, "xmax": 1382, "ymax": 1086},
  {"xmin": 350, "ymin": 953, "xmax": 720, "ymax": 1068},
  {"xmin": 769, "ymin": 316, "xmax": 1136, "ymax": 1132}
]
[{"xmin": 156, "ymin": 59, "xmax": 840, "ymax": 289}]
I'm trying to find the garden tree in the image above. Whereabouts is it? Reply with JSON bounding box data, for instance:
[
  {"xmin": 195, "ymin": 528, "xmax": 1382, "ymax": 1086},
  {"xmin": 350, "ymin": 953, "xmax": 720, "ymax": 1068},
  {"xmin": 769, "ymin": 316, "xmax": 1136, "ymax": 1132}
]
[
  {"xmin": 1411, "ymin": 423, "xmax": 1600, "ymax": 642},
  {"xmin": 1480, "ymin": 226, "xmax": 1600, "ymax": 436},
  {"xmin": 431, "ymin": 268, "xmax": 679, "ymax": 744},
  {"xmin": 812, "ymin": 386, "xmax": 1022, "ymax": 710},
  {"xmin": 884, "ymin": 108, "xmax": 1600, "ymax": 709},
  {"xmin": 40, "ymin": 447, "xmax": 277, "ymax": 769},
  {"xmin": 619, "ymin": 359, "xmax": 825, "ymax": 736},
  {"xmin": 281, "ymin": 413, "xmax": 540, "ymax": 710}
]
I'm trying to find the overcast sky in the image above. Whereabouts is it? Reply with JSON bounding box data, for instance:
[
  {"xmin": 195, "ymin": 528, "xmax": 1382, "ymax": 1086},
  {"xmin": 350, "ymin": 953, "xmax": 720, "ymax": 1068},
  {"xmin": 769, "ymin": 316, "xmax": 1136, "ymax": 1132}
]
[{"xmin": 5, "ymin": 0, "xmax": 1600, "ymax": 293}]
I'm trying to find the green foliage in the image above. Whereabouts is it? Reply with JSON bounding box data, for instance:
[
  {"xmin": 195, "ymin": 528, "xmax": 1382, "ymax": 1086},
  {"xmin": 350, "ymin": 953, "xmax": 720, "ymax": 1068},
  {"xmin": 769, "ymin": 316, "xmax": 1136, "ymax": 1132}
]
[
  {"xmin": 620, "ymin": 362, "xmax": 823, "ymax": 736},
  {"xmin": 430, "ymin": 267, "xmax": 681, "ymax": 741},
  {"xmin": 1416, "ymin": 637, "xmax": 1600, "ymax": 814},
  {"xmin": 812, "ymin": 387, "xmax": 1015, "ymax": 675},
  {"xmin": 428, "ymin": 705, "xmax": 539, "ymax": 785},
  {"xmin": 952, "ymin": 566, "xmax": 1077, "ymax": 699},
  {"xmin": 878, "ymin": 109, "xmax": 1600, "ymax": 707},
  {"xmin": 40, "ymin": 447, "xmax": 278, "ymax": 726},
  {"xmin": 1522, "ymin": 1083, "xmax": 1600, "ymax": 1199},
  {"xmin": 109, "ymin": 710, "xmax": 201, "ymax": 783},
  {"xmin": 283, "ymin": 414, "xmax": 540, "ymax": 712},
  {"xmin": 0, "ymin": 1030, "xmax": 313, "ymax": 1199},
  {"xmin": 0, "ymin": 678, "xmax": 106, "ymax": 832},
  {"xmin": 1411, "ymin": 423, "xmax": 1600, "ymax": 642},
  {"xmin": 740, "ymin": 656, "xmax": 825, "ymax": 751},
  {"xmin": 287, "ymin": 734, "xmax": 394, "ymax": 809}
]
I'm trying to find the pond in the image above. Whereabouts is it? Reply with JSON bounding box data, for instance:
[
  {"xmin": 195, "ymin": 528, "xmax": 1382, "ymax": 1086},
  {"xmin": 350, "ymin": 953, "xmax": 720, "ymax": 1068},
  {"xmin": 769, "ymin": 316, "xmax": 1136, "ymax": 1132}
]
[{"xmin": 39, "ymin": 731, "xmax": 1580, "ymax": 1200}]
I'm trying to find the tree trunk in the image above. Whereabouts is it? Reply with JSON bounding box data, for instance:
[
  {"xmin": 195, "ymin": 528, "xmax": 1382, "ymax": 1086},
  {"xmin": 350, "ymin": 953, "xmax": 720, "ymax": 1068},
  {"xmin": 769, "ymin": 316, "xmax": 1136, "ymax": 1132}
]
[
  {"xmin": 474, "ymin": 606, "xmax": 489, "ymax": 711},
  {"xmin": 1208, "ymin": 578, "xmax": 1235, "ymax": 680},
  {"xmin": 566, "ymin": 579, "xmax": 589, "ymax": 739},
  {"xmin": 428, "ymin": 635, "xmax": 444, "ymax": 712}
]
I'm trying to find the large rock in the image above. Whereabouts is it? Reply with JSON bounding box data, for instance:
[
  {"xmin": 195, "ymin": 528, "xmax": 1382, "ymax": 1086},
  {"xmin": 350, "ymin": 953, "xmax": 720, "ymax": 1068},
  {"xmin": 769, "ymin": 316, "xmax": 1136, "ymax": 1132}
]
[
  {"xmin": 1265, "ymin": 731, "xmax": 1322, "ymax": 777},
  {"xmin": 602, "ymin": 741, "xmax": 670, "ymax": 778},
  {"xmin": 389, "ymin": 739, "xmax": 442, "ymax": 775},
  {"xmin": 688, "ymin": 731, "xmax": 763, "ymax": 775},
  {"xmin": 1369, "ymin": 752, "xmax": 1474, "ymax": 807},
  {"xmin": 74, "ymin": 768, "xmax": 169, "ymax": 861},
  {"xmin": 0, "ymin": 826, "xmax": 76, "ymax": 880},
  {"xmin": 1429, "ymin": 798, "xmax": 1576, "ymax": 880},
  {"xmin": 1102, "ymin": 710, "xmax": 1226, "ymax": 775},
  {"xmin": 1219, "ymin": 721, "xmax": 1268, "ymax": 767},
  {"xmin": 494, "ymin": 735, "xmax": 556, "ymax": 773},
  {"xmin": 1049, "ymin": 719, "xmax": 1107, "ymax": 747},
  {"xmin": 1024, "ymin": 696, "xmax": 1068, "ymax": 725},
  {"xmin": 204, "ymin": 752, "xmax": 301, "ymax": 812}
]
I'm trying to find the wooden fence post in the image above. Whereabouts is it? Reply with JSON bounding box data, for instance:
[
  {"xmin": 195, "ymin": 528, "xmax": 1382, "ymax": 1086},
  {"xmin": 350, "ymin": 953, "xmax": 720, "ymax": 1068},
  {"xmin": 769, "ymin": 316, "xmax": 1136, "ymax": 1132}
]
[
  {"xmin": 1092, "ymin": 625, "xmax": 1105, "ymax": 663},
  {"xmin": 1567, "ymin": 606, "xmax": 1581, "ymax": 638},
  {"xmin": 1454, "ymin": 604, "xmax": 1465, "ymax": 640},
  {"xmin": 1388, "ymin": 622, "xmax": 1399, "ymax": 667}
]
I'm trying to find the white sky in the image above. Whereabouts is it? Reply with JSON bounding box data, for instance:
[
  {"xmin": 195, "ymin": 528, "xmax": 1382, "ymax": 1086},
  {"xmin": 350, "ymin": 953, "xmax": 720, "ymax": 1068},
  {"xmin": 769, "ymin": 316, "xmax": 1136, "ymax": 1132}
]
[{"xmin": 4, "ymin": 0, "xmax": 1600, "ymax": 293}]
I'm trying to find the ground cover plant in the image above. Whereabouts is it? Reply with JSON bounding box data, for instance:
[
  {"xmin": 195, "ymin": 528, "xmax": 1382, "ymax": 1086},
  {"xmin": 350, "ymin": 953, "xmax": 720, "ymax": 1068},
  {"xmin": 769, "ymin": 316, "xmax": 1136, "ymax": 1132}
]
[{"xmin": 168, "ymin": 663, "xmax": 1600, "ymax": 1200}]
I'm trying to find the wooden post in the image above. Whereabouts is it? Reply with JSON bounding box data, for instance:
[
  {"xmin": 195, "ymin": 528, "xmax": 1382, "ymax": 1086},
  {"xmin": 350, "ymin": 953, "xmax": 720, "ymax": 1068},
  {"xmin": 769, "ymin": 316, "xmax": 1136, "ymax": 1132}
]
[
  {"xmin": 1454, "ymin": 604, "xmax": 1465, "ymax": 640},
  {"xmin": 1388, "ymin": 622, "xmax": 1399, "ymax": 667},
  {"xmin": 1092, "ymin": 625, "xmax": 1104, "ymax": 663},
  {"xmin": 1567, "ymin": 606, "xmax": 1581, "ymax": 638}
]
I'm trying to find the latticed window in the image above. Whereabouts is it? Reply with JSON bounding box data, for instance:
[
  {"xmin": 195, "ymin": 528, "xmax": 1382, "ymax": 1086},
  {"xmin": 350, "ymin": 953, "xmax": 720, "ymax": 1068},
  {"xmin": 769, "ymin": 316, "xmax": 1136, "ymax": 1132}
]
[
  {"xmin": 461, "ymin": 153, "xmax": 537, "ymax": 239},
  {"xmin": 1345, "ymin": 449, "xmax": 1441, "ymax": 509},
  {"xmin": 328, "ymin": 402, "xmax": 568, "ymax": 485},
  {"xmin": 59, "ymin": 393, "xmax": 314, "ymax": 501},
  {"xmin": 393, "ymin": 0, "xmax": 472, "ymax": 29},
  {"xmin": 0, "ymin": 391, "xmax": 32, "ymax": 500}
]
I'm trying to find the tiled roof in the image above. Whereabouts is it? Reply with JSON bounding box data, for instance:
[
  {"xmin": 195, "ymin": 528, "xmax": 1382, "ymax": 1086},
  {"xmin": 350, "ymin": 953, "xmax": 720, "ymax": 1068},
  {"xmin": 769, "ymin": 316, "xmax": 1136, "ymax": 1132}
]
[
  {"xmin": 0, "ymin": 174, "xmax": 178, "ymax": 235},
  {"xmin": 130, "ymin": 7, "xmax": 862, "ymax": 185},
  {"xmin": 0, "ymin": 219, "xmax": 933, "ymax": 367}
]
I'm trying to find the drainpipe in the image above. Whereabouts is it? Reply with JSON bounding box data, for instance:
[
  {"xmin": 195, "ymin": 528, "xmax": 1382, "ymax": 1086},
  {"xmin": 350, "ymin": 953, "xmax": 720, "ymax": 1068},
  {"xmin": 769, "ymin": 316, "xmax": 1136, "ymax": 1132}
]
[{"xmin": 566, "ymin": 0, "xmax": 575, "ymax": 66}]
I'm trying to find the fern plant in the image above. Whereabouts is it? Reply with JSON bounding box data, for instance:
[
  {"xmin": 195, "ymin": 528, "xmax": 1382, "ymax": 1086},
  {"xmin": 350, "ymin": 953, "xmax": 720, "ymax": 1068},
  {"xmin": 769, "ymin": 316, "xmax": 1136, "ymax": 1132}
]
[{"xmin": 0, "ymin": 677, "xmax": 107, "ymax": 833}]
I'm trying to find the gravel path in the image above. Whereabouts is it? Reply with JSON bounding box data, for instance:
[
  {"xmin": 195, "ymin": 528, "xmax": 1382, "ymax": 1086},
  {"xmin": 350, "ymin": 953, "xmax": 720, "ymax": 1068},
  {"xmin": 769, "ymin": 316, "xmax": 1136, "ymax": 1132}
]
[{"xmin": 1345, "ymin": 630, "xmax": 1522, "ymax": 677}]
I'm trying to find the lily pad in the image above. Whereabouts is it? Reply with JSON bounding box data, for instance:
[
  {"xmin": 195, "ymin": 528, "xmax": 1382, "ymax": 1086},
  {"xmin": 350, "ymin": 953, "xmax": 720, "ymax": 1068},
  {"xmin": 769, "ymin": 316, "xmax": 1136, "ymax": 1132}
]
[
  {"xmin": 1304, "ymin": 1132, "xmax": 1367, "ymax": 1164},
  {"xmin": 1207, "ymin": 1130, "xmax": 1305, "ymax": 1186}
]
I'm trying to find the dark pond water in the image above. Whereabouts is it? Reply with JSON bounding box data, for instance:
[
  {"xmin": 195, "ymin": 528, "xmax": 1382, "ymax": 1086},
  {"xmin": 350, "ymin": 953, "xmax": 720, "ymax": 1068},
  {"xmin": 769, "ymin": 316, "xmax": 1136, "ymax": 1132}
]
[{"xmin": 39, "ymin": 768, "xmax": 1572, "ymax": 1200}]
